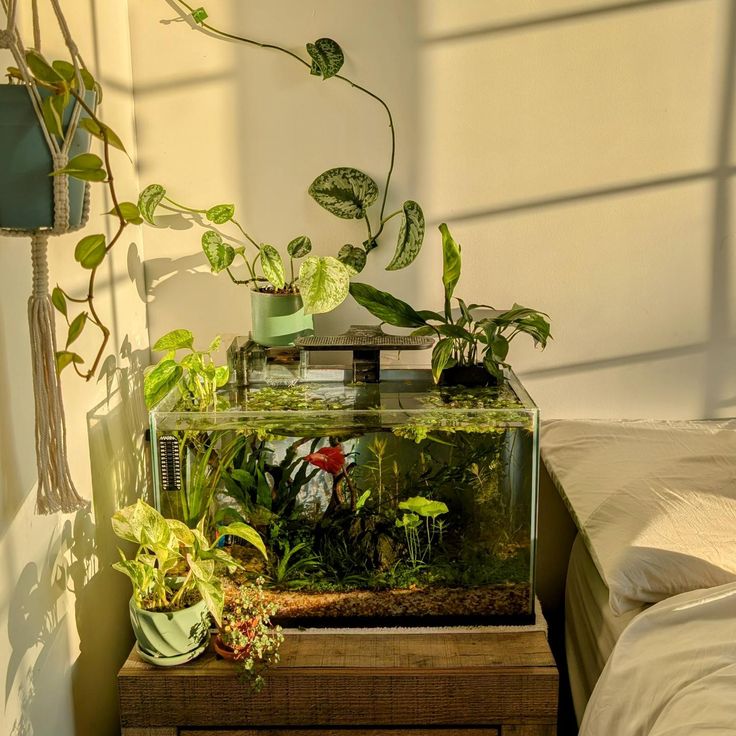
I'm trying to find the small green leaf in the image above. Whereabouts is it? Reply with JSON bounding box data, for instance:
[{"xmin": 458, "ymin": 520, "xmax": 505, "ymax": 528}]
[
  {"xmin": 308, "ymin": 167, "xmax": 378, "ymax": 220},
  {"xmin": 349, "ymin": 282, "xmax": 426, "ymax": 328},
  {"xmin": 53, "ymin": 152, "xmax": 106, "ymax": 182},
  {"xmin": 287, "ymin": 235, "xmax": 312, "ymax": 259},
  {"xmin": 440, "ymin": 223, "xmax": 462, "ymax": 317},
  {"xmin": 25, "ymin": 50, "xmax": 62, "ymax": 86},
  {"xmin": 337, "ymin": 244, "xmax": 366, "ymax": 275},
  {"xmin": 138, "ymin": 184, "xmax": 166, "ymax": 225},
  {"xmin": 299, "ymin": 256, "xmax": 350, "ymax": 315},
  {"xmin": 74, "ymin": 234, "xmax": 106, "ymax": 269},
  {"xmin": 52, "ymin": 60, "xmax": 75, "ymax": 81},
  {"xmin": 80, "ymin": 68, "xmax": 96, "ymax": 92},
  {"xmin": 55, "ymin": 350, "xmax": 83, "ymax": 374},
  {"xmin": 431, "ymin": 338, "xmax": 454, "ymax": 383},
  {"xmin": 356, "ymin": 490, "xmax": 371, "ymax": 510},
  {"xmin": 66, "ymin": 312, "xmax": 87, "ymax": 346},
  {"xmin": 201, "ymin": 231, "xmax": 235, "ymax": 273},
  {"xmin": 214, "ymin": 365, "xmax": 230, "ymax": 388},
  {"xmin": 386, "ymin": 201, "xmax": 425, "ymax": 271},
  {"xmin": 107, "ymin": 201, "xmax": 142, "ymax": 224},
  {"xmin": 192, "ymin": 7, "xmax": 209, "ymax": 24},
  {"xmin": 260, "ymin": 244, "xmax": 285, "ymax": 289},
  {"xmin": 41, "ymin": 94, "xmax": 65, "ymax": 138},
  {"xmin": 78, "ymin": 118, "xmax": 127, "ymax": 154},
  {"xmin": 51, "ymin": 287, "xmax": 67, "ymax": 317},
  {"xmin": 144, "ymin": 359, "xmax": 183, "ymax": 408},
  {"xmin": 206, "ymin": 203, "xmax": 234, "ymax": 224},
  {"xmin": 306, "ymin": 38, "xmax": 344, "ymax": 79},
  {"xmin": 208, "ymin": 335, "xmax": 222, "ymax": 353},
  {"xmin": 153, "ymin": 329, "xmax": 194, "ymax": 352}
]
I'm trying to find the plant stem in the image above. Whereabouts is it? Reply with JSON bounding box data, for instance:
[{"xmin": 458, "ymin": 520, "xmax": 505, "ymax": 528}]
[
  {"xmin": 171, "ymin": 0, "xmax": 397, "ymax": 248},
  {"xmin": 163, "ymin": 195, "xmax": 206, "ymax": 214}
]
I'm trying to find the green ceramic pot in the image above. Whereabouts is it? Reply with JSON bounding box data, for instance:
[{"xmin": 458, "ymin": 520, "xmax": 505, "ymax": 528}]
[
  {"xmin": 0, "ymin": 86, "xmax": 93, "ymax": 230},
  {"xmin": 128, "ymin": 597, "xmax": 210, "ymax": 660},
  {"xmin": 250, "ymin": 289, "xmax": 314, "ymax": 347}
]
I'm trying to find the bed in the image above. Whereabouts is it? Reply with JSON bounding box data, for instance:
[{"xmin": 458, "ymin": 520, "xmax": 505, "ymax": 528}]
[{"xmin": 540, "ymin": 418, "xmax": 736, "ymax": 732}]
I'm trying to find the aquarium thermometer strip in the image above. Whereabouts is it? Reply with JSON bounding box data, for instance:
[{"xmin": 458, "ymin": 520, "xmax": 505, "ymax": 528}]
[{"xmin": 158, "ymin": 435, "xmax": 182, "ymax": 492}]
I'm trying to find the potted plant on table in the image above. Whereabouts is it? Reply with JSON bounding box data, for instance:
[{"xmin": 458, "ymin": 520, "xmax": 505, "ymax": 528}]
[
  {"xmin": 136, "ymin": 186, "xmax": 353, "ymax": 346},
  {"xmin": 350, "ymin": 224, "xmax": 552, "ymax": 386},
  {"xmin": 112, "ymin": 499, "xmax": 267, "ymax": 666}
]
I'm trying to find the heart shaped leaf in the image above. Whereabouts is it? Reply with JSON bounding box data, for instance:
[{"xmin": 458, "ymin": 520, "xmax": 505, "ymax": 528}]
[
  {"xmin": 386, "ymin": 200, "xmax": 425, "ymax": 271},
  {"xmin": 308, "ymin": 167, "xmax": 378, "ymax": 220},
  {"xmin": 74, "ymin": 233, "xmax": 106, "ymax": 269},
  {"xmin": 201, "ymin": 230, "xmax": 235, "ymax": 273},
  {"xmin": 144, "ymin": 359, "xmax": 183, "ymax": 408},
  {"xmin": 299, "ymin": 256, "xmax": 350, "ymax": 314},
  {"xmin": 337, "ymin": 244, "xmax": 367, "ymax": 275},
  {"xmin": 206, "ymin": 204, "xmax": 235, "ymax": 224},
  {"xmin": 138, "ymin": 183, "xmax": 166, "ymax": 225},
  {"xmin": 287, "ymin": 235, "xmax": 312, "ymax": 258},
  {"xmin": 260, "ymin": 244, "xmax": 285, "ymax": 289},
  {"xmin": 306, "ymin": 38, "xmax": 344, "ymax": 79},
  {"xmin": 153, "ymin": 329, "xmax": 194, "ymax": 352}
]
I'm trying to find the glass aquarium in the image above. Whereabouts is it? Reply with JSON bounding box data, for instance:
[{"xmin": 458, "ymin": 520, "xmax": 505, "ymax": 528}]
[{"xmin": 149, "ymin": 367, "xmax": 540, "ymax": 625}]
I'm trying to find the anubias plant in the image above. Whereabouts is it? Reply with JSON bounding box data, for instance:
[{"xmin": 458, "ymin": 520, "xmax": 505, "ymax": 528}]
[
  {"xmin": 169, "ymin": 2, "xmax": 426, "ymax": 274},
  {"xmin": 135, "ymin": 186, "xmax": 350, "ymax": 315},
  {"xmin": 144, "ymin": 329, "xmax": 229, "ymax": 410},
  {"xmin": 112, "ymin": 499, "xmax": 266, "ymax": 625},
  {"xmin": 350, "ymin": 224, "xmax": 552, "ymax": 384},
  {"xmin": 7, "ymin": 51, "xmax": 149, "ymax": 380}
]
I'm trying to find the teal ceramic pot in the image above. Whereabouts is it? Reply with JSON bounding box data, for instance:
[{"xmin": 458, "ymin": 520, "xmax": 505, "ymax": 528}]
[
  {"xmin": 250, "ymin": 289, "xmax": 314, "ymax": 347},
  {"xmin": 128, "ymin": 597, "xmax": 210, "ymax": 660},
  {"xmin": 0, "ymin": 85, "xmax": 93, "ymax": 230}
]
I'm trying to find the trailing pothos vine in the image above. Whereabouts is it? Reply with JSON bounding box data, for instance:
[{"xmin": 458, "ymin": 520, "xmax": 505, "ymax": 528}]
[
  {"xmin": 169, "ymin": 1, "xmax": 425, "ymax": 274},
  {"xmin": 7, "ymin": 51, "xmax": 147, "ymax": 380}
]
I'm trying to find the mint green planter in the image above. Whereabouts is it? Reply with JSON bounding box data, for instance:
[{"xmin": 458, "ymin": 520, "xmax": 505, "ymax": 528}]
[
  {"xmin": 250, "ymin": 289, "xmax": 314, "ymax": 347},
  {"xmin": 128, "ymin": 597, "xmax": 210, "ymax": 661},
  {"xmin": 0, "ymin": 85, "xmax": 92, "ymax": 230}
]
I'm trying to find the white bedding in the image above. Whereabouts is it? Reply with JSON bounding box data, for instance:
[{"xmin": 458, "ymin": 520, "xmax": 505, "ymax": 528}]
[
  {"xmin": 580, "ymin": 581, "xmax": 736, "ymax": 736},
  {"xmin": 541, "ymin": 419, "xmax": 736, "ymax": 613}
]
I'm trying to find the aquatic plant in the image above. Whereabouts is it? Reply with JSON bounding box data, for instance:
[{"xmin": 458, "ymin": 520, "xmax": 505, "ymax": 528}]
[{"xmin": 395, "ymin": 496, "xmax": 448, "ymax": 567}]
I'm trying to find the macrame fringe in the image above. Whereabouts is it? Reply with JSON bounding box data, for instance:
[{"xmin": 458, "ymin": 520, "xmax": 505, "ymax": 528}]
[{"xmin": 28, "ymin": 233, "xmax": 86, "ymax": 514}]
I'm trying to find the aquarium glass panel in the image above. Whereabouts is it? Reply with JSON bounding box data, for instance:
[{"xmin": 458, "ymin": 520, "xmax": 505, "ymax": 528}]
[{"xmin": 149, "ymin": 368, "xmax": 540, "ymax": 625}]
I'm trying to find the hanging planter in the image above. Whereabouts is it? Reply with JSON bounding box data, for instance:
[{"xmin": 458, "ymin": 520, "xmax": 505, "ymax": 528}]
[{"xmin": 0, "ymin": 85, "xmax": 92, "ymax": 230}]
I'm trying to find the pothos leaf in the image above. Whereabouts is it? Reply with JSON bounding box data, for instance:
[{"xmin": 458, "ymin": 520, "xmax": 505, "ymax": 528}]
[
  {"xmin": 41, "ymin": 94, "xmax": 65, "ymax": 138},
  {"xmin": 308, "ymin": 167, "xmax": 378, "ymax": 220},
  {"xmin": 107, "ymin": 201, "xmax": 142, "ymax": 224},
  {"xmin": 201, "ymin": 230, "xmax": 235, "ymax": 273},
  {"xmin": 287, "ymin": 235, "xmax": 312, "ymax": 258},
  {"xmin": 138, "ymin": 184, "xmax": 166, "ymax": 225},
  {"xmin": 299, "ymin": 256, "xmax": 350, "ymax": 315},
  {"xmin": 66, "ymin": 312, "xmax": 87, "ymax": 346},
  {"xmin": 78, "ymin": 117, "xmax": 127, "ymax": 154},
  {"xmin": 25, "ymin": 50, "xmax": 63, "ymax": 86},
  {"xmin": 216, "ymin": 522, "xmax": 267, "ymax": 560},
  {"xmin": 259, "ymin": 244, "xmax": 285, "ymax": 289},
  {"xmin": 51, "ymin": 287, "xmax": 67, "ymax": 317},
  {"xmin": 306, "ymin": 38, "xmax": 344, "ymax": 79},
  {"xmin": 386, "ymin": 200, "xmax": 425, "ymax": 271},
  {"xmin": 55, "ymin": 350, "xmax": 83, "ymax": 374},
  {"xmin": 206, "ymin": 203, "xmax": 235, "ymax": 224},
  {"xmin": 337, "ymin": 244, "xmax": 367, "ymax": 275},
  {"xmin": 74, "ymin": 233, "xmax": 106, "ymax": 269},
  {"xmin": 144, "ymin": 359, "xmax": 183, "ymax": 408},
  {"xmin": 153, "ymin": 329, "xmax": 194, "ymax": 351}
]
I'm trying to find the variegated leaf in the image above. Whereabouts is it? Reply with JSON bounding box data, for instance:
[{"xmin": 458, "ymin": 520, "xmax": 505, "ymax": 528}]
[
  {"xmin": 386, "ymin": 200, "xmax": 425, "ymax": 271},
  {"xmin": 299, "ymin": 256, "xmax": 350, "ymax": 315},
  {"xmin": 201, "ymin": 230, "xmax": 235, "ymax": 273},
  {"xmin": 308, "ymin": 167, "xmax": 378, "ymax": 220},
  {"xmin": 260, "ymin": 244, "xmax": 285, "ymax": 289},
  {"xmin": 306, "ymin": 38, "xmax": 344, "ymax": 79},
  {"xmin": 287, "ymin": 235, "xmax": 312, "ymax": 258},
  {"xmin": 337, "ymin": 244, "xmax": 367, "ymax": 275},
  {"xmin": 206, "ymin": 204, "xmax": 234, "ymax": 224},
  {"xmin": 138, "ymin": 184, "xmax": 166, "ymax": 225}
]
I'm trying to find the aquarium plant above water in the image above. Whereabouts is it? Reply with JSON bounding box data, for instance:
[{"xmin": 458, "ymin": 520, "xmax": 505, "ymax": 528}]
[{"xmin": 149, "ymin": 362, "xmax": 540, "ymax": 625}]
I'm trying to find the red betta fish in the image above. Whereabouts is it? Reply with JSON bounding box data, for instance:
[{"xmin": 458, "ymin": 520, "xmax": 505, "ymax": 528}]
[{"xmin": 304, "ymin": 446, "xmax": 345, "ymax": 476}]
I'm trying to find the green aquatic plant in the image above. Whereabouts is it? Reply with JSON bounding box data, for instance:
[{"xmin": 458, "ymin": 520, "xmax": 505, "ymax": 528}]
[{"xmin": 395, "ymin": 496, "xmax": 448, "ymax": 567}]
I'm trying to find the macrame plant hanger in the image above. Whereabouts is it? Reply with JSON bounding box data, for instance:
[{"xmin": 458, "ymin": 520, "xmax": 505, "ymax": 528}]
[{"xmin": 0, "ymin": 0, "xmax": 92, "ymax": 513}]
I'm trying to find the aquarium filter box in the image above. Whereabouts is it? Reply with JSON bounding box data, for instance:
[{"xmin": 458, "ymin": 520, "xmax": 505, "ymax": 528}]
[{"xmin": 150, "ymin": 338, "xmax": 540, "ymax": 626}]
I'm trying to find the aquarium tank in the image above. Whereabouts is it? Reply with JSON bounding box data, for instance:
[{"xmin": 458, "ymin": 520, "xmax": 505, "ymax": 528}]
[{"xmin": 149, "ymin": 362, "xmax": 540, "ymax": 626}]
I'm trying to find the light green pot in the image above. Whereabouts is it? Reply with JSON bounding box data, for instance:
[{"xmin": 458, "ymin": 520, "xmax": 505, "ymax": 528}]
[
  {"xmin": 0, "ymin": 86, "xmax": 93, "ymax": 230},
  {"xmin": 250, "ymin": 289, "xmax": 314, "ymax": 347},
  {"xmin": 128, "ymin": 597, "xmax": 210, "ymax": 660}
]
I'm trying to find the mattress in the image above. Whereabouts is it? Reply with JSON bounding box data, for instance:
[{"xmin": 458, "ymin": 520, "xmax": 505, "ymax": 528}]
[{"xmin": 565, "ymin": 535, "xmax": 642, "ymax": 724}]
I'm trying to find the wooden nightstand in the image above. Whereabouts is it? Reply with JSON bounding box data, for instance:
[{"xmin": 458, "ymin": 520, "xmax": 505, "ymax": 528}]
[{"xmin": 118, "ymin": 625, "xmax": 557, "ymax": 735}]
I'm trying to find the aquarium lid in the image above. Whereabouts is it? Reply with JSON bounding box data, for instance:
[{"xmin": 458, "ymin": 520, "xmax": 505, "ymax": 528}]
[{"xmin": 296, "ymin": 325, "xmax": 434, "ymax": 383}]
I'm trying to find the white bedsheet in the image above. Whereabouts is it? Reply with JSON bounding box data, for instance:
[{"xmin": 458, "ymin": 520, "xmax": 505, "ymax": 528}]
[
  {"xmin": 579, "ymin": 581, "xmax": 736, "ymax": 736},
  {"xmin": 541, "ymin": 419, "xmax": 736, "ymax": 613}
]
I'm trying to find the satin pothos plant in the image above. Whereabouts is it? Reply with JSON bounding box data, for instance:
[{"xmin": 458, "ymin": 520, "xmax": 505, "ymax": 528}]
[
  {"xmin": 169, "ymin": 2, "xmax": 426, "ymax": 276},
  {"xmin": 350, "ymin": 224, "xmax": 552, "ymax": 384}
]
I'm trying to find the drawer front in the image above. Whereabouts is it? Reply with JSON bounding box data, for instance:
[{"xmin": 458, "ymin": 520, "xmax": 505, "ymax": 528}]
[{"xmin": 179, "ymin": 730, "xmax": 502, "ymax": 736}]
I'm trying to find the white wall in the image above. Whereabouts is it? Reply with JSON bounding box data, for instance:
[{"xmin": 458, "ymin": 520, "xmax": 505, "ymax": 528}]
[
  {"xmin": 130, "ymin": 0, "xmax": 736, "ymax": 419},
  {"xmin": 0, "ymin": 3, "xmax": 148, "ymax": 735}
]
